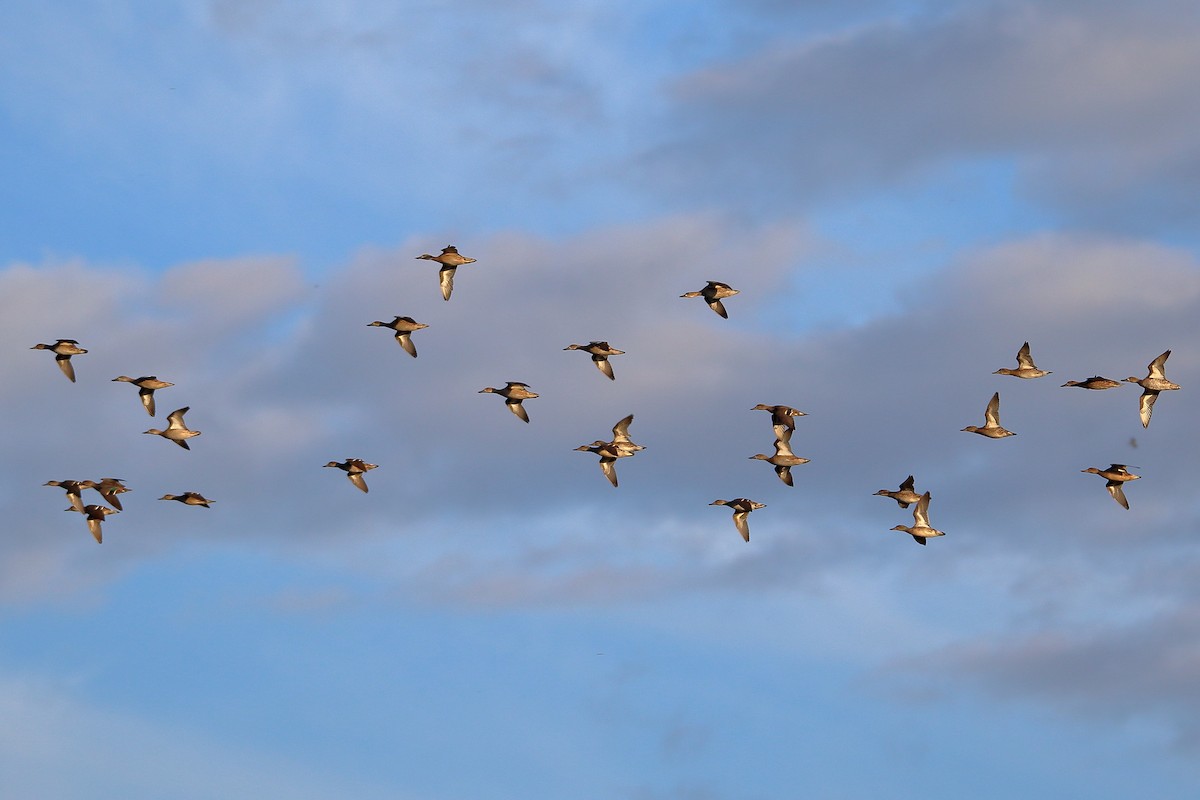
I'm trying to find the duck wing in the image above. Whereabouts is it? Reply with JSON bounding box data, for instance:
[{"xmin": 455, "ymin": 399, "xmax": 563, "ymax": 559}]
[
  {"xmin": 1138, "ymin": 389, "xmax": 1158, "ymax": 428},
  {"xmin": 593, "ymin": 356, "xmax": 615, "ymax": 380},
  {"xmin": 1107, "ymin": 481, "xmax": 1130, "ymax": 509},
  {"xmin": 396, "ymin": 332, "xmax": 418, "ymax": 358},
  {"xmin": 439, "ymin": 265, "xmax": 456, "ymax": 301},
  {"xmin": 1147, "ymin": 350, "xmax": 1171, "ymax": 380},
  {"xmin": 984, "ymin": 392, "xmax": 1002, "ymax": 427},
  {"xmin": 56, "ymin": 354, "xmax": 77, "ymax": 382}
]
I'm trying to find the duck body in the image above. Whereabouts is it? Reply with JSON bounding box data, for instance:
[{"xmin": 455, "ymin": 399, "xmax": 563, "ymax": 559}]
[
  {"xmin": 751, "ymin": 404, "xmax": 807, "ymax": 439},
  {"xmin": 324, "ymin": 459, "xmax": 379, "ymax": 493},
  {"xmin": 415, "ymin": 246, "xmax": 476, "ymax": 301},
  {"xmin": 32, "ymin": 339, "xmax": 87, "ymax": 382},
  {"xmin": 575, "ymin": 415, "xmax": 644, "ymax": 486},
  {"xmin": 574, "ymin": 441, "xmax": 624, "ymax": 487},
  {"xmin": 681, "ymin": 281, "xmax": 739, "ymax": 319},
  {"xmin": 1081, "ymin": 464, "xmax": 1140, "ymax": 509},
  {"xmin": 962, "ymin": 392, "xmax": 1016, "ymax": 438},
  {"xmin": 160, "ymin": 492, "xmax": 214, "ymax": 508},
  {"xmin": 890, "ymin": 491, "xmax": 944, "ymax": 545},
  {"xmin": 874, "ymin": 475, "xmax": 922, "ymax": 508},
  {"xmin": 143, "ymin": 406, "xmax": 201, "ymax": 450},
  {"xmin": 1125, "ymin": 350, "xmax": 1180, "ymax": 428},
  {"xmin": 710, "ymin": 498, "xmax": 765, "ymax": 542},
  {"xmin": 1061, "ymin": 376, "xmax": 1121, "ymax": 390},
  {"xmin": 993, "ymin": 341, "xmax": 1050, "ymax": 379},
  {"xmin": 45, "ymin": 479, "xmax": 95, "ymax": 513},
  {"xmin": 479, "ymin": 382, "xmax": 538, "ymax": 423},
  {"xmin": 368, "ymin": 316, "xmax": 429, "ymax": 358},
  {"xmin": 112, "ymin": 375, "xmax": 175, "ymax": 416},
  {"xmin": 564, "ymin": 341, "xmax": 625, "ymax": 380},
  {"xmin": 68, "ymin": 504, "xmax": 118, "ymax": 543},
  {"xmin": 91, "ymin": 477, "xmax": 131, "ymax": 511},
  {"xmin": 749, "ymin": 438, "xmax": 810, "ymax": 486}
]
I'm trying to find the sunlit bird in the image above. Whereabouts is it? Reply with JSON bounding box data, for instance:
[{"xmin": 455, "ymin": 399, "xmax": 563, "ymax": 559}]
[
  {"xmin": 749, "ymin": 437, "xmax": 809, "ymax": 486},
  {"xmin": 323, "ymin": 458, "xmax": 378, "ymax": 493},
  {"xmin": 751, "ymin": 403, "xmax": 807, "ymax": 441},
  {"xmin": 415, "ymin": 245, "xmax": 476, "ymax": 301},
  {"xmin": 143, "ymin": 407, "xmax": 202, "ymax": 450},
  {"xmin": 31, "ymin": 339, "xmax": 87, "ymax": 382},
  {"xmin": 479, "ymin": 382, "xmax": 538, "ymax": 423},
  {"xmin": 564, "ymin": 341, "xmax": 625, "ymax": 381},
  {"xmin": 710, "ymin": 498, "xmax": 766, "ymax": 542},
  {"xmin": 112, "ymin": 375, "xmax": 175, "ymax": 416},
  {"xmin": 1081, "ymin": 464, "xmax": 1140, "ymax": 510},
  {"xmin": 1060, "ymin": 375, "xmax": 1121, "ymax": 390},
  {"xmin": 160, "ymin": 492, "xmax": 215, "ymax": 508},
  {"xmin": 993, "ymin": 341, "xmax": 1051, "ymax": 379},
  {"xmin": 368, "ymin": 316, "xmax": 429, "ymax": 358},
  {"xmin": 91, "ymin": 477, "xmax": 131, "ymax": 511},
  {"xmin": 681, "ymin": 281, "xmax": 739, "ymax": 319},
  {"xmin": 961, "ymin": 392, "xmax": 1016, "ymax": 438},
  {"xmin": 1125, "ymin": 350, "xmax": 1180, "ymax": 428},
  {"xmin": 890, "ymin": 491, "xmax": 944, "ymax": 545},
  {"xmin": 874, "ymin": 475, "xmax": 923, "ymax": 508},
  {"xmin": 45, "ymin": 479, "xmax": 94, "ymax": 513},
  {"xmin": 67, "ymin": 504, "xmax": 118, "ymax": 544}
]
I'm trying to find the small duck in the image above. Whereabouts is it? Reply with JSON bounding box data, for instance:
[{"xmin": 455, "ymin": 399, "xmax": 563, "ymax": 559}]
[
  {"xmin": 993, "ymin": 341, "xmax": 1051, "ymax": 379},
  {"xmin": 1081, "ymin": 464, "xmax": 1140, "ymax": 509},
  {"xmin": 31, "ymin": 339, "xmax": 88, "ymax": 382},
  {"xmin": 1061, "ymin": 376, "xmax": 1121, "ymax": 390},
  {"xmin": 143, "ymin": 407, "xmax": 201, "ymax": 450},
  {"xmin": 67, "ymin": 504, "xmax": 118, "ymax": 544},
  {"xmin": 751, "ymin": 404, "xmax": 807, "ymax": 440},
  {"xmin": 874, "ymin": 475, "xmax": 923, "ymax": 508},
  {"xmin": 45, "ymin": 479, "xmax": 94, "ymax": 513},
  {"xmin": 479, "ymin": 382, "xmax": 538, "ymax": 423},
  {"xmin": 574, "ymin": 441, "xmax": 625, "ymax": 487},
  {"xmin": 112, "ymin": 375, "xmax": 175, "ymax": 416},
  {"xmin": 90, "ymin": 477, "xmax": 131, "ymax": 511},
  {"xmin": 681, "ymin": 281, "xmax": 739, "ymax": 319},
  {"xmin": 890, "ymin": 491, "xmax": 944, "ymax": 545},
  {"xmin": 1125, "ymin": 350, "xmax": 1180, "ymax": 428},
  {"xmin": 749, "ymin": 438, "xmax": 810, "ymax": 486},
  {"xmin": 609, "ymin": 414, "xmax": 645, "ymax": 455},
  {"xmin": 324, "ymin": 458, "xmax": 379, "ymax": 493},
  {"xmin": 160, "ymin": 492, "xmax": 215, "ymax": 508},
  {"xmin": 563, "ymin": 341, "xmax": 625, "ymax": 381},
  {"xmin": 709, "ymin": 498, "xmax": 766, "ymax": 542},
  {"xmin": 962, "ymin": 392, "xmax": 1016, "ymax": 438},
  {"xmin": 415, "ymin": 245, "xmax": 476, "ymax": 301},
  {"xmin": 368, "ymin": 316, "xmax": 429, "ymax": 358}
]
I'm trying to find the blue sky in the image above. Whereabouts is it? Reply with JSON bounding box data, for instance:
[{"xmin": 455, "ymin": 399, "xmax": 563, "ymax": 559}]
[{"xmin": 4, "ymin": 1, "xmax": 1200, "ymax": 797}]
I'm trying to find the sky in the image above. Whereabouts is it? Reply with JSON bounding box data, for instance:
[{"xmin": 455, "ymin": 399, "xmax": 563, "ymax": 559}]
[{"xmin": 3, "ymin": 0, "xmax": 1200, "ymax": 797}]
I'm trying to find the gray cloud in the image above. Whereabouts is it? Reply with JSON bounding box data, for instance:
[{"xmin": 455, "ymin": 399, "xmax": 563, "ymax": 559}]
[{"xmin": 654, "ymin": 0, "xmax": 1200, "ymax": 231}]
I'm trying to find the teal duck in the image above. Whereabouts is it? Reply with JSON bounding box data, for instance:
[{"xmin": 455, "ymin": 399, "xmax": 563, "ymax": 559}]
[
  {"xmin": 1125, "ymin": 350, "xmax": 1180, "ymax": 428},
  {"xmin": 1081, "ymin": 464, "xmax": 1140, "ymax": 509},
  {"xmin": 890, "ymin": 491, "xmax": 944, "ymax": 545},
  {"xmin": 993, "ymin": 341, "xmax": 1051, "ymax": 379},
  {"xmin": 368, "ymin": 316, "xmax": 429, "ymax": 358},
  {"xmin": 874, "ymin": 475, "xmax": 922, "ymax": 508},
  {"xmin": 564, "ymin": 342, "xmax": 625, "ymax": 381},
  {"xmin": 479, "ymin": 382, "xmax": 538, "ymax": 423},
  {"xmin": 709, "ymin": 498, "xmax": 765, "ymax": 542},
  {"xmin": 143, "ymin": 407, "xmax": 201, "ymax": 450},
  {"xmin": 681, "ymin": 281, "xmax": 739, "ymax": 319},
  {"xmin": 415, "ymin": 245, "xmax": 476, "ymax": 301},
  {"xmin": 962, "ymin": 392, "xmax": 1016, "ymax": 438},
  {"xmin": 31, "ymin": 339, "xmax": 87, "ymax": 382},
  {"xmin": 112, "ymin": 376, "xmax": 174, "ymax": 416}
]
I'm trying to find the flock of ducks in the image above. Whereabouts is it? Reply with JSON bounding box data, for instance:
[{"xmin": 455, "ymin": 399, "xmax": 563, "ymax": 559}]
[{"xmin": 32, "ymin": 250, "xmax": 1184, "ymax": 545}]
